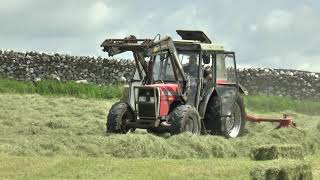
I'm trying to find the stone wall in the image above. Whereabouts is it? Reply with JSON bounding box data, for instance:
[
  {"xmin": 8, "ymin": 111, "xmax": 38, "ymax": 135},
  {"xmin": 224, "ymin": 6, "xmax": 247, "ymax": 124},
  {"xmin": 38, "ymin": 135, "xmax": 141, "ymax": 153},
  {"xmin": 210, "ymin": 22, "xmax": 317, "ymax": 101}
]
[
  {"xmin": 0, "ymin": 50, "xmax": 135, "ymax": 84},
  {"xmin": 239, "ymin": 68, "xmax": 320, "ymax": 100},
  {"xmin": 0, "ymin": 50, "xmax": 319, "ymax": 100}
]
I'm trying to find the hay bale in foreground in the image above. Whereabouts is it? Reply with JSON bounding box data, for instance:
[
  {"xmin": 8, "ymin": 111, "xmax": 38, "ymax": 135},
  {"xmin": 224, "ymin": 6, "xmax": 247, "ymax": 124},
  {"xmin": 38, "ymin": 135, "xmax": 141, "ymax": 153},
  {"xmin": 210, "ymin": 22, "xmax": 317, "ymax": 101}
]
[
  {"xmin": 251, "ymin": 144, "xmax": 304, "ymax": 161},
  {"xmin": 250, "ymin": 160, "xmax": 312, "ymax": 180}
]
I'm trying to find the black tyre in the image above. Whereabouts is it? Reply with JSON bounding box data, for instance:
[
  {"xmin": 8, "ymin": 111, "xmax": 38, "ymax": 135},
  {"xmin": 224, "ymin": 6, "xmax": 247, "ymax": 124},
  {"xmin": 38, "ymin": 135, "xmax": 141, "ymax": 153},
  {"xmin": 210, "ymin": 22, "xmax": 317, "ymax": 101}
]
[
  {"xmin": 169, "ymin": 105, "xmax": 201, "ymax": 135},
  {"xmin": 106, "ymin": 102, "xmax": 135, "ymax": 134},
  {"xmin": 147, "ymin": 128, "xmax": 167, "ymax": 135},
  {"xmin": 204, "ymin": 96, "xmax": 246, "ymax": 138}
]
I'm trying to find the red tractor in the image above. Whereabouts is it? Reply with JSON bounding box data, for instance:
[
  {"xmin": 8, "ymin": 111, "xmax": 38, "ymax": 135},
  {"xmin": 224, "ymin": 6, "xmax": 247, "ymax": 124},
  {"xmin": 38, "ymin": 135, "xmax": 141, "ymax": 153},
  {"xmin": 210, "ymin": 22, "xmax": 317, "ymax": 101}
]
[
  {"xmin": 101, "ymin": 30, "xmax": 295, "ymax": 138},
  {"xmin": 102, "ymin": 30, "xmax": 246, "ymax": 138}
]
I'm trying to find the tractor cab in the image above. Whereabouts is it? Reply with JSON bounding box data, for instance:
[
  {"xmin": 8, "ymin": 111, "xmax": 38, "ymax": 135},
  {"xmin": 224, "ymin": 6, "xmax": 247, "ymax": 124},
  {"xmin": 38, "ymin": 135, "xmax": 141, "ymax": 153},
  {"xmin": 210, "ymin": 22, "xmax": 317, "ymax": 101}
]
[{"xmin": 101, "ymin": 30, "xmax": 246, "ymax": 138}]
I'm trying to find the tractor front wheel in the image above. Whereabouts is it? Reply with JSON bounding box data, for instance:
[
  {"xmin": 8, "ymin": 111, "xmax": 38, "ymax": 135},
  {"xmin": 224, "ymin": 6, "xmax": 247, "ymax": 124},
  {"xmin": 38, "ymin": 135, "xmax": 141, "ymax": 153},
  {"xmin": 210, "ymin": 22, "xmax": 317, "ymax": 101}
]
[
  {"xmin": 169, "ymin": 105, "xmax": 201, "ymax": 135},
  {"xmin": 106, "ymin": 102, "xmax": 135, "ymax": 134}
]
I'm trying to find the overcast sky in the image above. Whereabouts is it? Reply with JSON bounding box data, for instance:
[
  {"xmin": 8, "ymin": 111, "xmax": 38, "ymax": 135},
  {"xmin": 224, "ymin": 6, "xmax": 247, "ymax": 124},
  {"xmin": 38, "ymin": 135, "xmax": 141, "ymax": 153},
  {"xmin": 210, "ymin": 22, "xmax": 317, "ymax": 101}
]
[{"xmin": 0, "ymin": 0, "xmax": 319, "ymax": 72}]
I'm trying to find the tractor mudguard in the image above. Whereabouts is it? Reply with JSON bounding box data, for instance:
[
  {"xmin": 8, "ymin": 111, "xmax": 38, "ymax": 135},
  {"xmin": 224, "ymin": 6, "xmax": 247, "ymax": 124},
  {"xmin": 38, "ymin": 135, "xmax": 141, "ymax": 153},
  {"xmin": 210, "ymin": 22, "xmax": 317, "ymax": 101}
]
[
  {"xmin": 199, "ymin": 87, "xmax": 215, "ymax": 118},
  {"xmin": 199, "ymin": 86, "xmax": 238, "ymax": 118},
  {"xmin": 122, "ymin": 101, "xmax": 136, "ymax": 116},
  {"xmin": 215, "ymin": 86, "xmax": 238, "ymax": 117}
]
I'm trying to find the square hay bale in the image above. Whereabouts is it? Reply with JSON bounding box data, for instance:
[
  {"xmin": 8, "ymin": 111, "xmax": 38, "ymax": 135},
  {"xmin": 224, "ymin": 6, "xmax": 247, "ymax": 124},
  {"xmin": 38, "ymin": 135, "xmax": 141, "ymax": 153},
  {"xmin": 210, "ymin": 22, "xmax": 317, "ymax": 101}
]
[
  {"xmin": 250, "ymin": 160, "xmax": 312, "ymax": 180},
  {"xmin": 251, "ymin": 144, "xmax": 304, "ymax": 161}
]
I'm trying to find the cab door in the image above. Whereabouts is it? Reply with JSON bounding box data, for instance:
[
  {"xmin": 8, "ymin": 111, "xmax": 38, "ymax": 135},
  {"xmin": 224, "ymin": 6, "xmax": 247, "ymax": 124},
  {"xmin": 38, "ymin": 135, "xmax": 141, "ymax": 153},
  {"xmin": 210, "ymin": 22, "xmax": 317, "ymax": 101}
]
[{"xmin": 214, "ymin": 52, "xmax": 239, "ymax": 117}]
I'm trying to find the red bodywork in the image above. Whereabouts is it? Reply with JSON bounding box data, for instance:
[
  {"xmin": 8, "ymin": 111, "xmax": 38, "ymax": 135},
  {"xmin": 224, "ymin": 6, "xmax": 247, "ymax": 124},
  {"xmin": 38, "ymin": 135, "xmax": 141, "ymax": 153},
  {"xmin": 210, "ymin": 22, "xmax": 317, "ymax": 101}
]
[
  {"xmin": 146, "ymin": 83, "xmax": 181, "ymax": 116},
  {"xmin": 246, "ymin": 114, "xmax": 296, "ymax": 128},
  {"xmin": 146, "ymin": 80, "xmax": 231, "ymax": 117}
]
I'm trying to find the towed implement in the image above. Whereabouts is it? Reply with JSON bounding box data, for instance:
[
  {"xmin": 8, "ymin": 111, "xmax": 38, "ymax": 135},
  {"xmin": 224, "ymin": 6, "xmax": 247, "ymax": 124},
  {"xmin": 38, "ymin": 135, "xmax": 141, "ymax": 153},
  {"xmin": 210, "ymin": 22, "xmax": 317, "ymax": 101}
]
[{"xmin": 101, "ymin": 30, "xmax": 296, "ymax": 138}]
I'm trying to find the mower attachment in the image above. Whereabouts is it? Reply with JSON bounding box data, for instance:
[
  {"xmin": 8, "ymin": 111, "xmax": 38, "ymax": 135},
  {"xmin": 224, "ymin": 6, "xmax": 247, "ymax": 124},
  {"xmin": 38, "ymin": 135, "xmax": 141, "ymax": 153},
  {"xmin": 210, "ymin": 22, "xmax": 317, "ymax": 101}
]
[{"xmin": 246, "ymin": 114, "xmax": 296, "ymax": 129}]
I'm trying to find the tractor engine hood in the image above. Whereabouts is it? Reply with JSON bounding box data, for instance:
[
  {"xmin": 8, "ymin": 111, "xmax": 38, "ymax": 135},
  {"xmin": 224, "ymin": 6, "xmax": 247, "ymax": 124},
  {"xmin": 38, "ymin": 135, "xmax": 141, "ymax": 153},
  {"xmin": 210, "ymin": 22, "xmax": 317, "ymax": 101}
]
[
  {"xmin": 145, "ymin": 83, "xmax": 181, "ymax": 116},
  {"xmin": 145, "ymin": 83, "xmax": 181, "ymax": 101}
]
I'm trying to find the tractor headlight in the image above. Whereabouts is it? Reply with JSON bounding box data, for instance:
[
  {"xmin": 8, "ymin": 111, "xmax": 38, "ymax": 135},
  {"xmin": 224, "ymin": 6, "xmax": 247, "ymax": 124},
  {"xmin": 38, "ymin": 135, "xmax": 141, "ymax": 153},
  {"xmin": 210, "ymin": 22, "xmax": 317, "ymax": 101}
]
[
  {"xmin": 139, "ymin": 96, "xmax": 146, "ymax": 102},
  {"xmin": 138, "ymin": 96, "xmax": 155, "ymax": 103}
]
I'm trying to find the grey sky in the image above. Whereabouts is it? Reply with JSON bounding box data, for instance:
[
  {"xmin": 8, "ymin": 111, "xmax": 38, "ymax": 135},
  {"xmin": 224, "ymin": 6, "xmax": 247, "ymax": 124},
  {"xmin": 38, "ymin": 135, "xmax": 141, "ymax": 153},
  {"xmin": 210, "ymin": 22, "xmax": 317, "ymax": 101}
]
[{"xmin": 0, "ymin": 0, "xmax": 319, "ymax": 72}]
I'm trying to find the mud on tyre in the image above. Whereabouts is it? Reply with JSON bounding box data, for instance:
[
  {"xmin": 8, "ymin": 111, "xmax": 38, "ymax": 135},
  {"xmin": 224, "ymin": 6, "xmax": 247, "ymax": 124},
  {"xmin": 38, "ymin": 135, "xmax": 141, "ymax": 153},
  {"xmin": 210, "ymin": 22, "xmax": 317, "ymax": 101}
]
[
  {"xmin": 204, "ymin": 96, "xmax": 246, "ymax": 138},
  {"xmin": 106, "ymin": 102, "xmax": 135, "ymax": 134},
  {"xmin": 170, "ymin": 105, "xmax": 201, "ymax": 135}
]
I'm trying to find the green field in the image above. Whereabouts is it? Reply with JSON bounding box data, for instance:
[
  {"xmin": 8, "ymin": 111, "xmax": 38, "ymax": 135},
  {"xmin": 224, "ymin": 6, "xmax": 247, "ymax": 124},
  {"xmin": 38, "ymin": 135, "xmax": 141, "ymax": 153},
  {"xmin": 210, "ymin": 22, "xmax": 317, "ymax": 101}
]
[{"xmin": 0, "ymin": 80, "xmax": 320, "ymax": 179}]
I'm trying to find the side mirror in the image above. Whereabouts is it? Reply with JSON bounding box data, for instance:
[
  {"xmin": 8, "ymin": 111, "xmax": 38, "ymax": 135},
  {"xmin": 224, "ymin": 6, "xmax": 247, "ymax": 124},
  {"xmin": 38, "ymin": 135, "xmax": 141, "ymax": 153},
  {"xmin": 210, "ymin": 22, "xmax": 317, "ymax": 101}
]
[{"xmin": 202, "ymin": 54, "xmax": 210, "ymax": 64}]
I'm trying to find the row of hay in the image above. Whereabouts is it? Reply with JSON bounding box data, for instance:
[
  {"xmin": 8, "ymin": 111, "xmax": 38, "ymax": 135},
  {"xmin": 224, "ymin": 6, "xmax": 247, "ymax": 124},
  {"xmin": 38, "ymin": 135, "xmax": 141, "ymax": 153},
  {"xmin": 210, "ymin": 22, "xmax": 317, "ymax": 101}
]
[
  {"xmin": 1, "ymin": 128, "xmax": 320, "ymax": 159},
  {"xmin": 250, "ymin": 160, "xmax": 312, "ymax": 180},
  {"xmin": 250, "ymin": 144, "xmax": 304, "ymax": 161}
]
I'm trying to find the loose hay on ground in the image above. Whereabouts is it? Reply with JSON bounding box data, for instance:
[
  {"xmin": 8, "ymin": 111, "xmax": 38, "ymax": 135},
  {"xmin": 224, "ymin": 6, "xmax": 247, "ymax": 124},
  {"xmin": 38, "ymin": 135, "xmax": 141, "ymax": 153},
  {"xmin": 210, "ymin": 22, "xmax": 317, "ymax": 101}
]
[
  {"xmin": 250, "ymin": 160, "xmax": 312, "ymax": 180},
  {"xmin": 251, "ymin": 144, "xmax": 304, "ymax": 161},
  {"xmin": 1, "ymin": 94, "xmax": 320, "ymax": 159}
]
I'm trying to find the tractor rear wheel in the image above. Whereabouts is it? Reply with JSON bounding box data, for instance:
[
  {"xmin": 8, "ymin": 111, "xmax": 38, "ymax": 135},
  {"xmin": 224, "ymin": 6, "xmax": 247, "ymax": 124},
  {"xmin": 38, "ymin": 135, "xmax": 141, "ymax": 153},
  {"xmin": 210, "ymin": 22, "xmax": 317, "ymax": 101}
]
[
  {"xmin": 169, "ymin": 105, "xmax": 201, "ymax": 135},
  {"xmin": 205, "ymin": 96, "xmax": 246, "ymax": 138},
  {"xmin": 106, "ymin": 102, "xmax": 135, "ymax": 134}
]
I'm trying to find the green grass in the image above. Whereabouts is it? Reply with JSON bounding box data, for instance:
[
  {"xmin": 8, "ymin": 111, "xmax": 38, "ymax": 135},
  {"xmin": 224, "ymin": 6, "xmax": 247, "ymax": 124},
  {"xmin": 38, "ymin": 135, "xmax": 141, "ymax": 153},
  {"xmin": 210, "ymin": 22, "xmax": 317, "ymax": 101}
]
[
  {"xmin": 0, "ymin": 155, "xmax": 255, "ymax": 180},
  {"xmin": 245, "ymin": 95, "xmax": 320, "ymax": 115},
  {"xmin": 0, "ymin": 78, "xmax": 123, "ymax": 99},
  {"xmin": 0, "ymin": 78, "xmax": 320, "ymax": 115},
  {"xmin": 0, "ymin": 155, "xmax": 319, "ymax": 179}
]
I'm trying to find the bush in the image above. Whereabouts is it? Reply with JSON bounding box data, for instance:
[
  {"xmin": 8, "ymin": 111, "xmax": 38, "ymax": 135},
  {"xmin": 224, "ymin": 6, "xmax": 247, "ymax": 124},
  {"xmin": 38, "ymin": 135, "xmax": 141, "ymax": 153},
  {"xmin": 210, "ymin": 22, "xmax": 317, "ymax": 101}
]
[
  {"xmin": 250, "ymin": 160, "xmax": 312, "ymax": 180},
  {"xmin": 250, "ymin": 144, "xmax": 304, "ymax": 161}
]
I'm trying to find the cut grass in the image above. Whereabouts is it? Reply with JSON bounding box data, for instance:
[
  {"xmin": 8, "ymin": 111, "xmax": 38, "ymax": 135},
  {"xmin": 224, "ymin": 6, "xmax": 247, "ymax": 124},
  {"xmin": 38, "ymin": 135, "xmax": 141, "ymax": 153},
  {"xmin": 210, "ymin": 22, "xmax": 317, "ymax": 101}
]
[
  {"xmin": 250, "ymin": 144, "xmax": 304, "ymax": 161},
  {"xmin": 250, "ymin": 160, "xmax": 312, "ymax": 180},
  {"xmin": 0, "ymin": 94, "xmax": 320, "ymax": 159},
  {"xmin": 0, "ymin": 93, "xmax": 320, "ymax": 179}
]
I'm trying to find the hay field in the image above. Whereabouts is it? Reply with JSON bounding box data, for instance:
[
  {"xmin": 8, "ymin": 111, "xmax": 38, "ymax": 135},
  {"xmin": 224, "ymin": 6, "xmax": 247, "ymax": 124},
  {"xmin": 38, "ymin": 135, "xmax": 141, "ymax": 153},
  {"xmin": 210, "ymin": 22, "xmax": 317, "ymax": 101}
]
[{"xmin": 0, "ymin": 92, "xmax": 320, "ymax": 179}]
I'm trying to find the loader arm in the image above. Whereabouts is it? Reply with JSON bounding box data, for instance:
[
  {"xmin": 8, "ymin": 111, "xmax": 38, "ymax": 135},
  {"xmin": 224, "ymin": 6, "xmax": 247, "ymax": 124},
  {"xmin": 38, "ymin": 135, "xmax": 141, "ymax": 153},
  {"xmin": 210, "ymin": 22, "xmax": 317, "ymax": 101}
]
[{"xmin": 101, "ymin": 35, "xmax": 154, "ymax": 80}]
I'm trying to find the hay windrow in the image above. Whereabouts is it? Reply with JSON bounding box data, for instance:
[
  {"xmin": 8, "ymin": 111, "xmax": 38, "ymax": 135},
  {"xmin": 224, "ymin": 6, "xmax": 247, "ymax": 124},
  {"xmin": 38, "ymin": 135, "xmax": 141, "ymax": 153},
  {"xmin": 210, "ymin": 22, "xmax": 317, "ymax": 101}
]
[
  {"xmin": 250, "ymin": 160, "xmax": 312, "ymax": 180},
  {"xmin": 250, "ymin": 144, "xmax": 304, "ymax": 161}
]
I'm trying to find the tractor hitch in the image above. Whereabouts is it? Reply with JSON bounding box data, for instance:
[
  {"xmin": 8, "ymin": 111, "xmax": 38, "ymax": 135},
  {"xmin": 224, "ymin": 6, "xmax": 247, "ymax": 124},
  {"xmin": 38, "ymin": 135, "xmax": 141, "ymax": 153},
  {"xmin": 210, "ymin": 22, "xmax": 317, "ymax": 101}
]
[{"xmin": 246, "ymin": 114, "xmax": 296, "ymax": 128}]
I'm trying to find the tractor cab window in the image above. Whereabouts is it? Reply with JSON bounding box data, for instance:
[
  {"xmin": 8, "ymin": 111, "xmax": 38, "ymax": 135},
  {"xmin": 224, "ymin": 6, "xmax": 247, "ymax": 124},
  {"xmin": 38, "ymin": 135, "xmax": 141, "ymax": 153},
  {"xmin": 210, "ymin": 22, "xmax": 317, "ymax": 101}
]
[
  {"xmin": 152, "ymin": 52, "xmax": 175, "ymax": 82},
  {"xmin": 133, "ymin": 62, "xmax": 146, "ymax": 81},
  {"xmin": 215, "ymin": 53, "xmax": 237, "ymax": 84},
  {"xmin": 178, "ymin": 53, "xmax": 199, "ymax": 78}
]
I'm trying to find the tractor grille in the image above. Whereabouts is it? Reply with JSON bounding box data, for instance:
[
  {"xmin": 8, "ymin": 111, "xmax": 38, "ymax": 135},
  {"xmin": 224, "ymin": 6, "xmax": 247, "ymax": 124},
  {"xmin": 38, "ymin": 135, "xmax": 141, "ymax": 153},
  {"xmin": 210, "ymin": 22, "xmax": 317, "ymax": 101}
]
[{"xmin": 135, "ymin": 87, "xmax": 159, "ymax": 119}]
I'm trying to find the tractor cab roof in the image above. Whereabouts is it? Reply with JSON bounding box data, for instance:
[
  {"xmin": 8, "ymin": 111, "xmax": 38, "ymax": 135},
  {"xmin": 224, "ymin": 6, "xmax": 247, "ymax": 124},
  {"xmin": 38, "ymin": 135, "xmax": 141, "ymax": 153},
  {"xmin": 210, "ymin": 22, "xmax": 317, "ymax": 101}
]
[
  {"xmin": 173, "ymin": 40, "xmax": 225, "ymax": 52},
  {"xmin": 173, "ymin": 30, "xmax": 225, "ymax": 52}
]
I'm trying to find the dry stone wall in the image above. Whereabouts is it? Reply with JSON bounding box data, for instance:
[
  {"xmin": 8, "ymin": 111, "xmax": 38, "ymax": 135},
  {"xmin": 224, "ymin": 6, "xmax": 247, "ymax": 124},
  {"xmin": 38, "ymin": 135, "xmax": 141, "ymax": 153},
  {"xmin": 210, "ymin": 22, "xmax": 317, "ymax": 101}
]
[
  {"xmin": 0, "ymin": 50, "xmax": 319, "ymax": 100},
  {"xmin": 239, "ymin": 68, "xmax": 320, "ymax": 100},
  {"xmin": 0, "ymin": 50, "xmax": 135, "ymax": 84}
]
